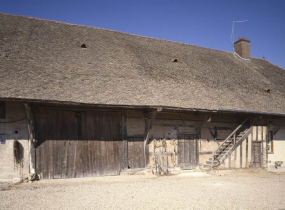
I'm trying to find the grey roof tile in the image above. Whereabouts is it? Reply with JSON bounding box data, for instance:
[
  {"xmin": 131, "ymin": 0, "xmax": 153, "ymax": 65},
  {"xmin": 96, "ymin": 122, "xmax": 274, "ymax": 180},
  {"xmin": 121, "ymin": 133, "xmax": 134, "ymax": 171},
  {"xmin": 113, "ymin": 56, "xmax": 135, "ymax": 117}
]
[{"xmin": 1, "ymin": 13, "xmax": 285, "ymax": 114}]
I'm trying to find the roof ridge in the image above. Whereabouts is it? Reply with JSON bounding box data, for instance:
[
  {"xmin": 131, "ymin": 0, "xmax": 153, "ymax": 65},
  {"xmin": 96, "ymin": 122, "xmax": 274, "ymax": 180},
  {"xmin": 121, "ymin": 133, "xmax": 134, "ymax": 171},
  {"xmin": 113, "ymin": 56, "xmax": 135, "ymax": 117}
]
[
  {"xmin": 251, "ymin": 56, "xmax": 285, "ymax": 71},
  {"xmin": 0, "ymin": 12, "xmax": 232, "ymax": 55}
]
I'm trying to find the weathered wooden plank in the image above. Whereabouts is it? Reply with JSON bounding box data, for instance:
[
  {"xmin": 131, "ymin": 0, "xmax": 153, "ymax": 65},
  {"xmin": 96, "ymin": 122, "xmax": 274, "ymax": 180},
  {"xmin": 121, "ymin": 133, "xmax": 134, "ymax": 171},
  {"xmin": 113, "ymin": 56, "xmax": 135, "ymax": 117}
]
[
  {"xmin": 72, "ymin": 112, "xmax": 79, "ymax": 178},
  {"xmin": 236, "ymin": 145, "xmax": 240, "ymax": 168},
  {"xmin": 113, "ymin": 113, "xmax": 120, "ymax": 174},
  {"xmin": 184, "ymin": 140, "xmax": 190, "ymax": 163},
  {"xmin": 252, "ymin": 142, "xmax": 262, "ymax": 168},
  {"xmin": 139, "ymin": 139, "xmax": 145, "ymax": 168},
  {"xmin": 47, "ymin": 110, "xmax": 54, "ymax": 179},
  {"xmin": 234, "ymin": 149, "xmax": 237, "ymax": 169},
  {"xmin": 92, "ymin": 111, "xmax": 99, "ymax": 176},
  {"xmin": 100, "ymin": 139, "xmax": 107, "ymax": 176},
  {"xmin": 114, "ymin": 139, "xmax": 119, "ymax": 174},
  {"xmin": 242, "ymin": 137, "xmax": 246, "ymax": 168},
  {"xmin": 34, "ymin": 109, "xmax": 40, "ymax": 178},
  {"xmin": 69, "ymin": 112, "xmax": 77, "ymax": 178},
  {"xmin": 61, "ymin": 111, "xmax": 69, "ymax": 179},
  {"xmin": 65, "ymin": 111, "xmax": 72, "ymax": 178},
  {"xmin": 128, "ymin": 139, "xmax": 133, "ymax": 168},
  {"xmin": 55, "ymin": 110, "xmax": 63, "ymax": 179},
  {"xmin": 115, "ymin": 112, "xmax": 122, "ymax": 173},
  {"xmin": 145, "ymin": 144, "xmax": 149, "ymax": 167},
  {"xmin": 121, "ymin": 111, "xmax": 127, "ymax": 170},
  {"xmin": 229, "ymin": 150, "xmax": 231, "ymax": 169},
  {"xmin": 178, "ymin": 139, "xmax": 185, "ymax": 165},
  {"xmin": 42, "ymin": 131, "xmax": 48, "ymax": 180},
  {"xmin": 96, "ymin": 112, "xmax": 102, "ymax": 176},
  {"xmin": 123, "ymin": 140, "xmax": 128, "ymax": 169},
  {"xmin": 248, "ymin": 132, "xmax": 252, "ymax": 166},
  {"xmin": 263, "ymin": 126, "xmax": 267, "ymax": 168},
  {"xmin": 41, "ymin": 109, "xmax": 48, "ymax": 179},
  {"xmin": 80, "ymin": 112, "xmax": 87, "ymax": 177},
  {"xmin": 240, "ymin": 141, "xmax": 242, "ymax": 168},
  {"xmin": 134, "ymin": 140, "xmax": 140, "ymax": 169},
  {"xmin": 59, "ymin": 110, "xmax": 65, "ymax": 178},
  {"xmin": 109, "ymin": 140, "xmax": 115, "ymax": 175}
]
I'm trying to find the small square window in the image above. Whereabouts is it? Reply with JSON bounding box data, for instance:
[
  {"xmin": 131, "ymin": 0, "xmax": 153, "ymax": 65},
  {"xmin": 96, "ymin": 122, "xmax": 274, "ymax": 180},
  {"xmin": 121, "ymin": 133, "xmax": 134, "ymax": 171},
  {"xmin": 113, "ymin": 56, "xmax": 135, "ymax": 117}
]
[
  {"xmin": 0, "ymin": 135, "xmax": 6, "ymax": 145},
  {"xmin": 0, "ymin": 102, "xmax": 6, "ymax": 119}
]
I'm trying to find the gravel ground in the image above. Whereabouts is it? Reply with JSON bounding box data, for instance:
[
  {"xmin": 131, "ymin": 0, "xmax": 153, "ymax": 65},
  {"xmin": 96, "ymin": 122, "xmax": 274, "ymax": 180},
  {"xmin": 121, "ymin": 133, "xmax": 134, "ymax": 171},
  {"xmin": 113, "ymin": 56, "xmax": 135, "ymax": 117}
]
[{"xmin": 0, "ymin": 170, "xmax": 285, "ymax": 210}]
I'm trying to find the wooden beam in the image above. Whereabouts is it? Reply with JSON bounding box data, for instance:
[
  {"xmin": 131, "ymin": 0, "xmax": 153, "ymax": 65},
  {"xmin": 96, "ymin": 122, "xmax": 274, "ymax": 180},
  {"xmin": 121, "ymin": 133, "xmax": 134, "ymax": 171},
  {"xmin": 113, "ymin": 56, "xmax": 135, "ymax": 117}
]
[
  {"xmin": 245, "ymin": 137, "xmax": 248, "ymax": 168},
  {"xmin": 145, "ymin": 111, "xmax": 157, "ymax": 145},
  {"xmin": 24, "ymin": 103, "xmax": 36, "ymax": 174},
  {"xmin": 240, "ymin": 140, "xmax": 242, "ymax": 168},
  {"xmin": 144, "ymin": 110, "xmax": 157, "ymax": 167},
  {"xmin": 121, "ymin": 110, "xmax": 128, "ymax": 170},
  {"xmin": 229, "ymin": 151, "xmax": 231, "ymax": 169}
]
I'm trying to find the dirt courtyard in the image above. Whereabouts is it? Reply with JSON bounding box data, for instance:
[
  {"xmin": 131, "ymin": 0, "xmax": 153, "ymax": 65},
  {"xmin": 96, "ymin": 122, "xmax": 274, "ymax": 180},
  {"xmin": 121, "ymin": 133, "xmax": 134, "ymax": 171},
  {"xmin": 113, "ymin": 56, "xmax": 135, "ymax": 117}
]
[{"xmin": 0, "ymin": 170, "xmax": 285, "ymax": 210}]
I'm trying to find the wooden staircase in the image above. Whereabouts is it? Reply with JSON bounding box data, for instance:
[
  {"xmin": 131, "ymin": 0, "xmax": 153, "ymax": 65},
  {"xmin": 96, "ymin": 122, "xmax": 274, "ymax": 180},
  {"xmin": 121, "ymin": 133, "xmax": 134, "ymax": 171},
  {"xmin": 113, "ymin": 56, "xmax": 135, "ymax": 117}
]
[{"xmin": 202, "ymin": 118, "xmax": 252, "ymax": 170}]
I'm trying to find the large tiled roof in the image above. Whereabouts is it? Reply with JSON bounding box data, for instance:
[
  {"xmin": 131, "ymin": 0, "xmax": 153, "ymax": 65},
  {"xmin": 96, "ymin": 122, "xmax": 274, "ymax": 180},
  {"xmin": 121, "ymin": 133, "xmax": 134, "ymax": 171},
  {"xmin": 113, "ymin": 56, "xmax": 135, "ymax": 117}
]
[{"xmin": 1, "ymin": 13, "xmax": 285, "ymax": 114}]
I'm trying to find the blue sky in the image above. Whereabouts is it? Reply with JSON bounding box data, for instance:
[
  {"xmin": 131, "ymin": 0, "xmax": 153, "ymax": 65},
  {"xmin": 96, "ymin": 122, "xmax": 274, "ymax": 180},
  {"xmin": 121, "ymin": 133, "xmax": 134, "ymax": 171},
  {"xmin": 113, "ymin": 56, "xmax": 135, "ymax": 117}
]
[{"xmin": 1, "ymin": 0, "xmax": 285, "ymax": 69}]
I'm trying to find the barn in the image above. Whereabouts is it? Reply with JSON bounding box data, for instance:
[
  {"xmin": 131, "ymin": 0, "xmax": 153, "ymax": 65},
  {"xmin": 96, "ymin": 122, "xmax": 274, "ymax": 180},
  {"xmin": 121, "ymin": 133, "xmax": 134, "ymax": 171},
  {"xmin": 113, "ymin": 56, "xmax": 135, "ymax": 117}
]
[{"xmin": 1, "ymin": 13, "xmax": 285, "ymax": 181}]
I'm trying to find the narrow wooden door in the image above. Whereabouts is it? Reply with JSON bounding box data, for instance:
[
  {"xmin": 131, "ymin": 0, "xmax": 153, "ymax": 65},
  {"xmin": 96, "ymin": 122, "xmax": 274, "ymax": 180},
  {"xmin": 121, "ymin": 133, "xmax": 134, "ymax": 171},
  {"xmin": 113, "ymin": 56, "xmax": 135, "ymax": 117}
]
[
  {"xmin": 127, "ymin": 137, "xmax": 145, "ymax": 169},
  {"xmin": 178, "ymin": 135, "xmax": 197, "ymax": 170},
  {"xmin": 252, "ymin": 142, "xmax": 262, "ymax": 168}
]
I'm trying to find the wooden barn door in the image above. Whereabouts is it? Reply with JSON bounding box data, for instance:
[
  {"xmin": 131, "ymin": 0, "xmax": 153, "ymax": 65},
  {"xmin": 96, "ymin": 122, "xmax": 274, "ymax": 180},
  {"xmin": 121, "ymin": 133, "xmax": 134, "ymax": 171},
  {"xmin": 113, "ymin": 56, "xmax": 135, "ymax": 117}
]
[
  {"xmin": 252, "ymin": 142, "xmax": 262, "ymax": 168},
  {"xmin": 127, "ymin": 137, "xmax": 145, "ymax": 169},
  {"xmin": 178, "ymin": 135, "xmax": 197, "ymax": 170},
  {"xmin": 34, "ymin": 108, "xmax": 122, "ymax": 179}
]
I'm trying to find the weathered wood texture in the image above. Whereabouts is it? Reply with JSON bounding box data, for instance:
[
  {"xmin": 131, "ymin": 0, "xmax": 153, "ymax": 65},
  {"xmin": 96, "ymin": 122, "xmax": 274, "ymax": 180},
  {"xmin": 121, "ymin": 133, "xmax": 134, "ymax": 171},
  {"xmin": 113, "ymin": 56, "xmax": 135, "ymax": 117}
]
[
  {"xmin": 34, "ymin": 108, "xmax": 122, "ymax": 179},
  {"xmin": 252, "ymin": 142, "xmax": 262, "ymax": 168},
  {"xmin": 127, "ymin": 137, "xmax": 145, "ymax": 169},
  {"xmin": 178, "ymin": 135, "xmax": 197, "ymax": 170}
]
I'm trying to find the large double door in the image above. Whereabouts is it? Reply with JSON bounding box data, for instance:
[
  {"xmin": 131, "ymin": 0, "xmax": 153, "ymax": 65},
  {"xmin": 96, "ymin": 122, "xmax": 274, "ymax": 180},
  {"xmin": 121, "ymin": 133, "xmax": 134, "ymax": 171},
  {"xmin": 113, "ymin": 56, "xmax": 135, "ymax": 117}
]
[{"xmin": 34, "ymin": 108, "xmax": 122, "ymax": 179}]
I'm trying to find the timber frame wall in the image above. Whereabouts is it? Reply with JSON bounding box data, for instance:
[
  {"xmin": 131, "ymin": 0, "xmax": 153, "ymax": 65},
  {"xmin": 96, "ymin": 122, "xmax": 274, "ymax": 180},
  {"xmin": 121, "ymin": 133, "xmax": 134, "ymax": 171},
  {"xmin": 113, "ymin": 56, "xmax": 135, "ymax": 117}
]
[{"xmin": 26, "ymin": 103, "xmax": 285, "ymax": 178}]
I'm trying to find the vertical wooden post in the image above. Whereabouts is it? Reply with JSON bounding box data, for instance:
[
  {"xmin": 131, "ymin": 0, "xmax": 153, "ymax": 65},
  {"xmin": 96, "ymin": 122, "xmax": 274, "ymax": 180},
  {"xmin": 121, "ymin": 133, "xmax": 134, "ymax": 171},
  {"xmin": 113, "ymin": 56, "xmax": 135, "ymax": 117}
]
[
  {"xmin": 263, "ymin": 126, "xmax": 268, "ymax": 168},
  {"xmin": 144, "ymin": 111, "xmax": 149, "ymax": 167},
  {"xmin": 245, "ymin": 137, "xmax": 248, "ymax": 168},
  {"xmin": 122, "ymin": 110, "xmax": 128, "ymax": 170},
  {"xmin": 240, "ymin": 141, "xmax": 242, "ymax": 168},
  {"xmin": 144, "ymin": 110, "xmax": 157, "ymax": 167},
  {"xmin": 234, "ymin": 150, "xmax": 237, "ymax": 169},
  {"xmin": 24, "ymin": 103, "xmax": 36, "ymax": 174},
  {"xmin": 229, "ymin": 151, "xmax": 231, "ymax": 169}
]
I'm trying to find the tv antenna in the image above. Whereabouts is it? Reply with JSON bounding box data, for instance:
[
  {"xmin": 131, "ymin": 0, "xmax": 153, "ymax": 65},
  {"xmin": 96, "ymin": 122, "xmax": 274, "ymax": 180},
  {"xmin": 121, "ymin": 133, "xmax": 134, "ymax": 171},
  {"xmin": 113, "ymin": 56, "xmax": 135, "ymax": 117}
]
[{"xmin": 231, "ymin": 20, "xmax": 248, "ymax": 51}]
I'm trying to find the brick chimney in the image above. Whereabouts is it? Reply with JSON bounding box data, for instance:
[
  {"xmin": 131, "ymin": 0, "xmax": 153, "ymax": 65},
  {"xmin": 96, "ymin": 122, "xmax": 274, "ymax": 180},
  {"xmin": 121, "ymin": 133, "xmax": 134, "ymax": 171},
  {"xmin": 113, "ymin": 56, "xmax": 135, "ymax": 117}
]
[{"xmin": 234, "ymin": 37, "xmax": 250, "ymax": 59}]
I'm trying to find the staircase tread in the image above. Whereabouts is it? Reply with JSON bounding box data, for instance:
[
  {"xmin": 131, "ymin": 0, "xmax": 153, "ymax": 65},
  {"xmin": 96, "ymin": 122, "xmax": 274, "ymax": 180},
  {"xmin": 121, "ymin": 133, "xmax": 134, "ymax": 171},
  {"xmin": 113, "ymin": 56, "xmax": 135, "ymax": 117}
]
[{"xmin": 206, "ymin": 124, "xmax": 251, "ymax": 170}]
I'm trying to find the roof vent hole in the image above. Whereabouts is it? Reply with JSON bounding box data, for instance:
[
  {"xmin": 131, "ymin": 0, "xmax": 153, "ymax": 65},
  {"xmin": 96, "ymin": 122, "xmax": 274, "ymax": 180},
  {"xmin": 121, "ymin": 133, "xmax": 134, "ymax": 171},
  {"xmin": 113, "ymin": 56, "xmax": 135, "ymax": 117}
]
[
  {"xmin": 81, "ymin": 44, "xmax": 87, "ymax": 48},
  {"xmin": 264, "ymin": 88, "xmax": 271, "ymax": 93}
]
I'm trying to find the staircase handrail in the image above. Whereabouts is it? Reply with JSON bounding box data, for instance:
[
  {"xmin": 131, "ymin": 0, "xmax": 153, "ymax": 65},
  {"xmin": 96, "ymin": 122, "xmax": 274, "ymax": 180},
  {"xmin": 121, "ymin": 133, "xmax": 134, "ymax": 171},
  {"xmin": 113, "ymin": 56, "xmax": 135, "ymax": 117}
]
[
  {"xmin": 211, "ymin": 117, "xmax": 249, "ymax": 169},
  {"xmin": 217, "ymin": 126, "xmax": 253, "ymax": 166}
]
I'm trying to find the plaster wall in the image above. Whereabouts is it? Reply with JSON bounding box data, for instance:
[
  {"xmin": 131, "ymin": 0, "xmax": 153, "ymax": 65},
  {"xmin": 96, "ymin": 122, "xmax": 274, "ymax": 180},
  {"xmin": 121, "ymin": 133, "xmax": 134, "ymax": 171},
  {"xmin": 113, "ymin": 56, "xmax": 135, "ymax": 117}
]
[
  {"xmin": 268, "ymin": 127, "xmax": 285, "ymax": 172},
  {"xmin": 125, "ymin": 110, "xmax": 244, "ymax": 169},
  {"xmin": 0, "ymin": 102, "xmax": 29, "ymax": 182}
]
